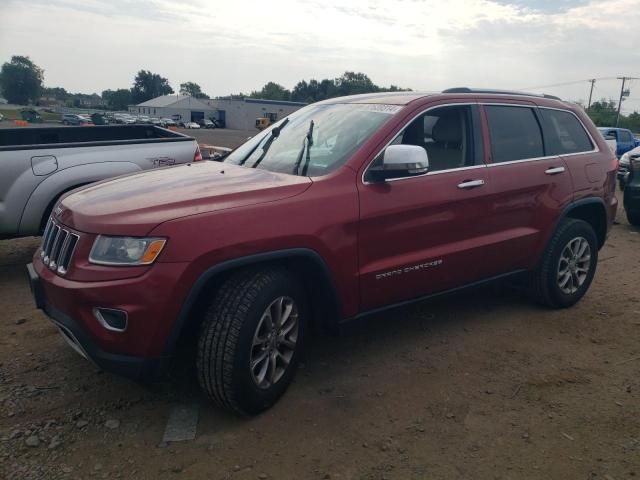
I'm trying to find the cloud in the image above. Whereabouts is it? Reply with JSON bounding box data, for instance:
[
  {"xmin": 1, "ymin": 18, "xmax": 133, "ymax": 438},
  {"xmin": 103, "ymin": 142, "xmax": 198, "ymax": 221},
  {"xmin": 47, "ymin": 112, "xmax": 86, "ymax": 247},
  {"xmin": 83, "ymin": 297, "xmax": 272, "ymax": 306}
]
[{"xmin": 0, "ymin": 0, "xmax": 638, "ymax": 111}]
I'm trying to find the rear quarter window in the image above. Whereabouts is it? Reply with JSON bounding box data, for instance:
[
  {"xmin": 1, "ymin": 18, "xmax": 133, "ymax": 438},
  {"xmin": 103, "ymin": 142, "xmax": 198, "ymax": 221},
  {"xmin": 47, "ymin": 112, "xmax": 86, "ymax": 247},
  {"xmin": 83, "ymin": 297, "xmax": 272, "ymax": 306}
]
[{"xmin": 539, "ymin": 109, "xmax": 594, "ymax": 155}]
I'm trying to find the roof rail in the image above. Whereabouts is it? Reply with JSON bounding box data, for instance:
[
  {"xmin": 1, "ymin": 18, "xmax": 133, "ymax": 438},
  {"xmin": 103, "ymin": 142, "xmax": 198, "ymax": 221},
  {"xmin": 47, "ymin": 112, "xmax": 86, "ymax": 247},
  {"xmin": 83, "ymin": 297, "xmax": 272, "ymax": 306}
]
[{"xmin": 442, "ymin": 87, "xmax": 561, "ymax": 101}]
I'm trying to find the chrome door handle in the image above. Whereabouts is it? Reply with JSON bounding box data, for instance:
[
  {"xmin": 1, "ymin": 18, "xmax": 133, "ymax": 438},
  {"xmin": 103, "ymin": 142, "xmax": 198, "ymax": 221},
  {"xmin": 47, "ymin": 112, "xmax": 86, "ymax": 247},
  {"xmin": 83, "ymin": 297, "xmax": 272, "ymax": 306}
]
[
  {"xmin": 545, "ymin": 166, "xmax": 565, "ymax": 175},
  {"xmin": 457, "ymin": 179, "xmax": 485, "ymax": 189}
]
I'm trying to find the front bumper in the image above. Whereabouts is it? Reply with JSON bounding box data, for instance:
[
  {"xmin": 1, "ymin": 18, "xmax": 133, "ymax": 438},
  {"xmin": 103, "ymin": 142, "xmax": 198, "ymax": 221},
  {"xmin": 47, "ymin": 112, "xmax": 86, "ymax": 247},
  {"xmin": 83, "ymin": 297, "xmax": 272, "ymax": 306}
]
[{"xmin": 27, "ymin": 258, "xmax": 190, "ymax": 380}]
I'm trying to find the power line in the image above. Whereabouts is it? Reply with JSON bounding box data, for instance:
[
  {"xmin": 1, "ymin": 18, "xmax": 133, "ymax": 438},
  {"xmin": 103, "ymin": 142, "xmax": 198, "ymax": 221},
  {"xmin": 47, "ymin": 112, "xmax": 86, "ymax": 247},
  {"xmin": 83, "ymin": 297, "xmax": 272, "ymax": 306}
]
[
  {"xmin": 519, "ymin": 77, "xmax": 617, "ymax": 90},
  {"xmin": 616, "ymin": 76, "xmax": 640, "ymax": 126}
]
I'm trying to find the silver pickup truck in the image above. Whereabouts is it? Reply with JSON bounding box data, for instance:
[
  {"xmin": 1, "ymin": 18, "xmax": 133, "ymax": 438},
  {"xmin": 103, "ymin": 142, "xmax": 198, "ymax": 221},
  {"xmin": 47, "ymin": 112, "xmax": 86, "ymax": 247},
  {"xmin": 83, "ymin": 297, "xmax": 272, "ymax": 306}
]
[{"xmin": 0, "ymin": 125, "xmax": 200, "ymax": 238}]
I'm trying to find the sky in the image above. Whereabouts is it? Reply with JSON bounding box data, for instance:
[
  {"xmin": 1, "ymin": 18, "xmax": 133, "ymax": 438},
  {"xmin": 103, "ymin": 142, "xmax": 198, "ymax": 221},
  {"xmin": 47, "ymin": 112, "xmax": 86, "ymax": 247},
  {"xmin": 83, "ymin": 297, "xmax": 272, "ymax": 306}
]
[{"xmin": 1, "ymin": 0, "xmax": 640, "ymax": 112}]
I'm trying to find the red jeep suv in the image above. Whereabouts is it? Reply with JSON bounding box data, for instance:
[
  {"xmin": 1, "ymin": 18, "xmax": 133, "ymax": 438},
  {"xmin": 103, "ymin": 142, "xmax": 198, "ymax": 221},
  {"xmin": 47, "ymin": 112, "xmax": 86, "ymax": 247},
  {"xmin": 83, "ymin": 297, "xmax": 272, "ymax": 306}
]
[{"xmin": 28, "ymin": 89, "xmax": 618, "ymax": 415}]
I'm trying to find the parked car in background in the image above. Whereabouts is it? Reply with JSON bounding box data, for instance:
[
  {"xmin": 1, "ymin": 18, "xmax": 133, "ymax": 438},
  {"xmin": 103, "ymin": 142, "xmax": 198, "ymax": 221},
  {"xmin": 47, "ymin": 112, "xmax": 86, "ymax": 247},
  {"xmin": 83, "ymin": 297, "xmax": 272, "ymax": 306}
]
[
  {"xmin": 0, "ymin": 113, "xmax": 4, "ymax": 122},
  {"xmin": 27, "ymin": 89, "xmax": 617, "ymax": 416},
  {"xmin": 150, "ymin": 118, "xmax": 162, "ymax": 126},
  {"xmin": 0, "ymin": 125, "xmax": 201, "ymax": 238},
  {"xmin": 62, "ymin": 114, "xmax": 92, "ymax": 126},
  {"xmin": 185, "ymin": 122, "xmax": 200, "ymax": 129},
  {"xmin": 598, "ymin": 127, "xmax": 640, "ymax": 158},
  {"xmin": 623, "ymin": 154, "xmax": 640, "ymax": 225},
  {"xmin": 90, "ymin": 113, "xmax": 109, "ymax": 125},
  {"xmin": 618, "ymin": 146, "xmax": 640, "ymax": 190},
  {"xmin": 160, "ymin": 118, "xmax": 177, "ymax": 128},
  {"xmin": 21, "ymin": 109, "xmax": 43, "ymax": 123},
  {"xmin": 198, "ymin": 119, "xmax": 216, "ymax": 129},
  {"xmin": 65, "ymin": 114, "xmax": 87, "ymax": 125}
]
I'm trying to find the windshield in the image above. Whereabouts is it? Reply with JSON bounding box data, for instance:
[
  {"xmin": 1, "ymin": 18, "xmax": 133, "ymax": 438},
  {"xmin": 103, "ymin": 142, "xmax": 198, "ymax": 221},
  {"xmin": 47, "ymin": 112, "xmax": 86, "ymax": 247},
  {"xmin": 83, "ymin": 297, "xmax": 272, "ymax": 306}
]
[{"xmin": 225, "ymin": 103, "xmax": 400, "ymax": 176}]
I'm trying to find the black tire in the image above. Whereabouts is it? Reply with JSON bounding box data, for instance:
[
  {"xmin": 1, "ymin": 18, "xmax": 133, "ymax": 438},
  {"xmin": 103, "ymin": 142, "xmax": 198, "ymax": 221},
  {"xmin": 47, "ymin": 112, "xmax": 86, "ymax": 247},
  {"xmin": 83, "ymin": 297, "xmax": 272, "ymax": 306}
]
[
  {"xmin": 619, "ymin": 180, "xmax": 626, "ymax": 191},
  {"xmin": 627, "ymin": 210, "xmax": 640, "ymax": 226},
  {"xmin": 529, "ymin": 218, "xmax": 598, "ymax": 308},
  {"xmin": 196, "ymin": 269, "xmax": 306, "ymax": 416}
]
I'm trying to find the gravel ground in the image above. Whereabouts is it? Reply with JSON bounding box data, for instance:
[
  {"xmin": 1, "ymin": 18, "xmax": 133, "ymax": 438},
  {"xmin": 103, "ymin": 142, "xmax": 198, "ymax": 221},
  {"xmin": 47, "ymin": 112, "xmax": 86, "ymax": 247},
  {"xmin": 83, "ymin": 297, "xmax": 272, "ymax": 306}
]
[{"xmin": 0, "ymin": 192, "xmax": 639, "ymax": 480}]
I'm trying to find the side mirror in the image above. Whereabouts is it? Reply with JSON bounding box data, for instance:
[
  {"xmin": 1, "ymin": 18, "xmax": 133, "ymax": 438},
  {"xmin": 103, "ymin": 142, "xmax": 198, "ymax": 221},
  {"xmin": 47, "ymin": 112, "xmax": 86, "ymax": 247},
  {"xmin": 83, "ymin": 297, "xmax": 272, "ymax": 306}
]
[{"xmin": 368, "ymin": 144, "xmax": 429, "ymax": 182}]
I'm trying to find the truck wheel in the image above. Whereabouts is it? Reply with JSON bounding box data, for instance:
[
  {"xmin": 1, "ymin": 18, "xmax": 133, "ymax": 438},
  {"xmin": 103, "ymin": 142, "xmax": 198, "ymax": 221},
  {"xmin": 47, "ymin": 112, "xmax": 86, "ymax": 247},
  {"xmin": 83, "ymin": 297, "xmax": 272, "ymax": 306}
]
[
  {"xmin": 197, "ymin": 269, "xmax": 306, "ymax": 415},
  {"xmin": 529, "ymin": 218, "xmax": 598, "ymax": 308},
  {"xmin": 627, "ymin": 210, "xmax": 640, "ymax": 226}
]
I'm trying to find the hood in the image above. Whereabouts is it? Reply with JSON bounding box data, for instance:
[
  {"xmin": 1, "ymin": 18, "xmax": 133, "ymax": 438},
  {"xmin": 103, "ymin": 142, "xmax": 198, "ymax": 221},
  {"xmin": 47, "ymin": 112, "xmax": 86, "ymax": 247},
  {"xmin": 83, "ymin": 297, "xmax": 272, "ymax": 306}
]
[
  {"xmin": 621, "ymin": 146, "xmax": 640, "ymax": 165},
  {"xmin": 58, "ymin": 162, "xmax": 312, "ymax": 235}
]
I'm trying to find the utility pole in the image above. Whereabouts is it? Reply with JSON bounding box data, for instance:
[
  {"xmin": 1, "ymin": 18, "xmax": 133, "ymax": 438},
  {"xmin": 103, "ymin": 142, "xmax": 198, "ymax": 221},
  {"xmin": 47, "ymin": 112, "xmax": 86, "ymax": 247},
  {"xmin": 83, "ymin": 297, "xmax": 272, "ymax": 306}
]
[
  {"xmin": 616, "ymin": 76, "xmax": 639, "ymax": 126},
  {"xmin": 587, "ymin": 79, "xmax": 596, "ymax": 111}
]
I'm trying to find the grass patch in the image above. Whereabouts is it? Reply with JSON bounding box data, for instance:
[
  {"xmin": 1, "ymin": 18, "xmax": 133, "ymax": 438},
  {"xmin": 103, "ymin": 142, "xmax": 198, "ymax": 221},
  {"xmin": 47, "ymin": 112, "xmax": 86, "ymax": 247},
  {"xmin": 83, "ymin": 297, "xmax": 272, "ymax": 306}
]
[{"xmin": 0, "ymin": 108, "xmax": 61, "ymax": 123}]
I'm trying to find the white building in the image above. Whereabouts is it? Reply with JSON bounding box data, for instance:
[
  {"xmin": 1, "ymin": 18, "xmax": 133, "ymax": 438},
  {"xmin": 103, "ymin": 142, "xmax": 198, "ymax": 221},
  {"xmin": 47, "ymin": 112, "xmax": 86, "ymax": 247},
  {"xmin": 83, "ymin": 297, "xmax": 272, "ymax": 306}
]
[
  {"xmin": 130, "ymin": 95, "xmax": 306, "ymax": 130},
  {"xmin": 129, "ymin": 95, "xmax": 214, "ymax": 123}
]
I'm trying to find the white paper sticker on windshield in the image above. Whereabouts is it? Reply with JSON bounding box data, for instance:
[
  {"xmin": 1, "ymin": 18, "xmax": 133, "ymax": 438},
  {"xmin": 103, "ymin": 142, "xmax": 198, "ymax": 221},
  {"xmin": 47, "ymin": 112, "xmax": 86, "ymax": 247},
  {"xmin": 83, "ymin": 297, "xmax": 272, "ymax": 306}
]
[{"xmin": 355, "ymin": 104, "xmax": 403, "ymax": 114}]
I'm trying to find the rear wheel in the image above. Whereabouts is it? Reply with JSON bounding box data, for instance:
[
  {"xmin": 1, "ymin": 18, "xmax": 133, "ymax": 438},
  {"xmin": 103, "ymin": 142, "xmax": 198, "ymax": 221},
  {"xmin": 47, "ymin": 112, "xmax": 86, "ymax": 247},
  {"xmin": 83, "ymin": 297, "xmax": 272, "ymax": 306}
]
[
  {"xmin": 196, "ymin": 269, "xmax": 306, "ymax": 415},
  {"xmin": 529, "ymin": 218, "xmax": 598, "ymax": 308}
]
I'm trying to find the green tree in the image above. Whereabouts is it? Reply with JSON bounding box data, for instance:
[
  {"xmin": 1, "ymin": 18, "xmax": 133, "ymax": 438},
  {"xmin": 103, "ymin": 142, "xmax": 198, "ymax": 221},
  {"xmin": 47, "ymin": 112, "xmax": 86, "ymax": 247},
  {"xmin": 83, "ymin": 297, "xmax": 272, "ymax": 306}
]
[
  {"xmin": 0, "ymin": 55, "xmax": 44, "ymax": 105},
  {"xmin": 586, "ymin": 99, "xmax": 617, "ymax": 127},
  {"xmin": 179, "ymin": 81, "xmax": 208, "ymax": 99},
  {"xmin": 131, "ymin": 70, "xmax": 173, "ymax": 103},
  {"xmin": 229, "ymin": 72, "xmax": 410, "ymax": 103},
  {"xmin": 623, "ymin": 111, "xmax": 640, "ymax": 133},
  {"xmin": 102, "ymin": 88, "xmax": 132, "ymax": 110},
  {"xmin": 250, "ymin": 81, "xmax": 291, "ymax": 101},
  {"xmin": 334, "ymin": 71, "xmax": 378, "ymax": 96},
  {"xmin": 42, "ymin": 86, "xmax": 68, "ymax": 99}
]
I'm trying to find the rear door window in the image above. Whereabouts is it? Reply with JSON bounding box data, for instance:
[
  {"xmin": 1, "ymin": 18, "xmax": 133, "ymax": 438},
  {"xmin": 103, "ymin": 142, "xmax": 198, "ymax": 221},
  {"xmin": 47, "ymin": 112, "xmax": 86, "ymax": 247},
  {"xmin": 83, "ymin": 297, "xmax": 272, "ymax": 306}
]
[
  {"xmin": 485, "ymin": 106, "xmax": 544, "ymax": 163},
  {"xmin": 539, "ymin": 108, "xmax": 594, "ymax": 154}
]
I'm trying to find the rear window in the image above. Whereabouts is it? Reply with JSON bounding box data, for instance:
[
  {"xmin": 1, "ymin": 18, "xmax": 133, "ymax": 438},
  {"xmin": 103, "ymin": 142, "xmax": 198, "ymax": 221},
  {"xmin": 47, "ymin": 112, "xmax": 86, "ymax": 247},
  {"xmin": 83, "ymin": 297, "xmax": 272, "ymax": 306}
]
[
  {"xmin": 485, "ymin": 105, "xmax": 544, "ymax": 163},
  {"xmin": 540, "ymin": 109, "xmax": 593, "ymax": 154},
  {"xmin": 619, "ymin": 130, "xmax": 633, "ymax": 142}
]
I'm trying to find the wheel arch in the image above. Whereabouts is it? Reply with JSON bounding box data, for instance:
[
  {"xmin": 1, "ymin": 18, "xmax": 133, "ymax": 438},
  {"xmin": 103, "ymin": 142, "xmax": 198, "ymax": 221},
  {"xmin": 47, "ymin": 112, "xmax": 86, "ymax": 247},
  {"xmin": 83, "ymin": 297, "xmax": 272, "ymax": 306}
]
[
  {"xmin": 37, "ymin": 182, "xmax": 92, "ymax": 232},
  {"xmin": 165, "ymin": 248, "xmax": 342, "ymax": 356},
  {"xmin": 561, "ymin": 197, "xmax": 608, "ymax": 249}
]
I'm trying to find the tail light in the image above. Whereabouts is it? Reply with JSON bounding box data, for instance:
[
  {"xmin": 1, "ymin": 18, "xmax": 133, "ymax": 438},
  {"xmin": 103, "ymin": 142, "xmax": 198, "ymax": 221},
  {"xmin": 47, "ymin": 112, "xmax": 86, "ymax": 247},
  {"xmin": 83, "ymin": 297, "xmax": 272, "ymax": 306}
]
[{"xmin": 194, "ymin": 145, "xmax": 203, "ymax": 162}]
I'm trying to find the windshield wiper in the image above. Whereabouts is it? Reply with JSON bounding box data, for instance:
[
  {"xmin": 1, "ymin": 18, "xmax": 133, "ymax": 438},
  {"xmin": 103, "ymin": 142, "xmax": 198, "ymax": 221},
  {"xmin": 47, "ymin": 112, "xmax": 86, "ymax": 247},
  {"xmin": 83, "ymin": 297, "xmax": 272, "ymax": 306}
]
[
  {"xmin": 239, "ymin": 118, "xmax": 289, "ymax": 167},
  {"xmin": 292, "ymin": 120, "xmax": 314, "ymax": 176}
]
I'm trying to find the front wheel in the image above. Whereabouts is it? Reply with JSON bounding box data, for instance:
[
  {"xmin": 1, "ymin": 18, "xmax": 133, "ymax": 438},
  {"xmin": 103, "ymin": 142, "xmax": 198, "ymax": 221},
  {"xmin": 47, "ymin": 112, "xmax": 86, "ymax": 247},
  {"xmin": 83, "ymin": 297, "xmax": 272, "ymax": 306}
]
[
  {"xmin": 529, "ymin": 218, "xmax": 598, "ymax": 308},
  {"xmin": 196, "ymin": 269, "xmax": 306, "ymax": 416}
]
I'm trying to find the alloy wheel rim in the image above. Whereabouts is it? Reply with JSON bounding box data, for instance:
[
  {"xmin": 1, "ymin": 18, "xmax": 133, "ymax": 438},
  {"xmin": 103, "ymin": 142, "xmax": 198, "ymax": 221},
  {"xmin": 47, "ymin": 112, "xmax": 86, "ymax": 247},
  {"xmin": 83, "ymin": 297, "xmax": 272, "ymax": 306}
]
[
  {"xmin": 557, "ymin": 236, "xmax": 591, "ymax": 294},
  {"xmin": 250, "ymin": 296, "xmax": 299, "ymax": 389}
]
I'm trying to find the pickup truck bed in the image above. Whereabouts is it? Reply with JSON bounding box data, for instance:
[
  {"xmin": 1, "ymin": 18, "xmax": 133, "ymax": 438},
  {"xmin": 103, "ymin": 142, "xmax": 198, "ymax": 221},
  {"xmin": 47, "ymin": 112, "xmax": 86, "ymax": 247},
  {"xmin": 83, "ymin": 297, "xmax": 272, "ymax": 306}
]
[{"xmin": 0, "ymin": 125, "xmax": 199, "ymax": 238}]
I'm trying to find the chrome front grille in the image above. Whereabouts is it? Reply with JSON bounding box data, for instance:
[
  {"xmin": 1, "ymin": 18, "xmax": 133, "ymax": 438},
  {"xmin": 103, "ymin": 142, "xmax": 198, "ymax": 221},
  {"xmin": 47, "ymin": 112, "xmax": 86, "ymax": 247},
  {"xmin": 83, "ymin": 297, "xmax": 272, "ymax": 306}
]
[{"xmin": 40, "ymin": 217, "xmax": 80, "ymax": 276}]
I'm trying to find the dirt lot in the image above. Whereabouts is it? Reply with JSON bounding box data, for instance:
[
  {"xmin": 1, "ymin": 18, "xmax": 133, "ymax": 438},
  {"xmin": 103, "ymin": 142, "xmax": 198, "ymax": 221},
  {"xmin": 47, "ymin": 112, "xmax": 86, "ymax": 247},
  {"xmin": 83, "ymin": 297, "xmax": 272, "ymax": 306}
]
[{"xmin": 1, "ymin": 194, "xmax": 639, "ymax": 480}]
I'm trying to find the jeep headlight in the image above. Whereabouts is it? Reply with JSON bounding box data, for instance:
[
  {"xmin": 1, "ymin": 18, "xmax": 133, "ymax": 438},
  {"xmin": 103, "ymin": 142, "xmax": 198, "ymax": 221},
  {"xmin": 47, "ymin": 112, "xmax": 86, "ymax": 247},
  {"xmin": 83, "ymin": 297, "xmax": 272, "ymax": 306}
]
[{"xmin": 89, "ymin": 236, "xmax": 166, "ymax": 266}]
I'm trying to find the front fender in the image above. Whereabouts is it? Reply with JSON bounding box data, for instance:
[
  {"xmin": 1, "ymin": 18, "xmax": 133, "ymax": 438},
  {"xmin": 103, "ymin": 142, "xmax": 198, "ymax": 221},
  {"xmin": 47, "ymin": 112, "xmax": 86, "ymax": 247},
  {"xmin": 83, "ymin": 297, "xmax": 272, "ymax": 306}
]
[
  {"xmin": 162, "ymin": 248, "xmax": 341, "ymax": 356},
  {"xmin": 19, "ymin": 162, "xmax": 142, "ymax": 236}
]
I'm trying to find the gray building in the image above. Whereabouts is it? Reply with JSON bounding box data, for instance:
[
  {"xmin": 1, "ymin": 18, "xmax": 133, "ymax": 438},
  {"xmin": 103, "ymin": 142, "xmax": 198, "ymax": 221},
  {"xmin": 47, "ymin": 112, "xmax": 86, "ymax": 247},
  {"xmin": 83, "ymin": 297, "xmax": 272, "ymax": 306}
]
[
  {"xmin": 129, "ymin": 95, "xmax": 215, "ymax": 123},
  {"xmin": 130, "ymin": 95, "xmax": 306, "ymax": 130},
  {"xmin": 201, "ymin": 98, "xmax": 306, "ymax": 130}
]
